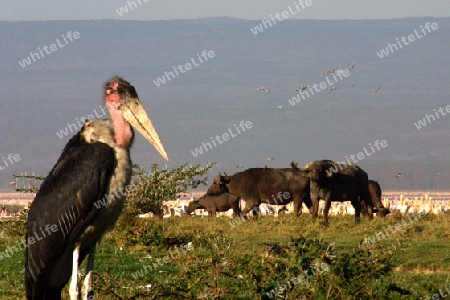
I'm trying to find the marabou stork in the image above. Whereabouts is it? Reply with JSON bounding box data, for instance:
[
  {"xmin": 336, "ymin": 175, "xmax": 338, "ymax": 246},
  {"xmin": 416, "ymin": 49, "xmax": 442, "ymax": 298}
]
[{"xmin": 25, "ymin": 77, "xmax": 168, "ymax": 299}]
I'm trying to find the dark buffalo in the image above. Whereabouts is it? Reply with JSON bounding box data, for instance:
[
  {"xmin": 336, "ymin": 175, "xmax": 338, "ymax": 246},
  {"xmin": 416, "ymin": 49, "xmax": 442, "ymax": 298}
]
[
  {"xmin": 207, "ymin": 167, "xmax": 312, "ymax": 218},
  {"xmin": 361, "ymin": 180, "xmax": 390, "ymax": 217},
  {"xmin": 185, "ymin": 193, "xmax": 241, "ymax": 217},
  {"xmin": 299, "ymin": 160, "xmax": 375, "ymax": 223}
]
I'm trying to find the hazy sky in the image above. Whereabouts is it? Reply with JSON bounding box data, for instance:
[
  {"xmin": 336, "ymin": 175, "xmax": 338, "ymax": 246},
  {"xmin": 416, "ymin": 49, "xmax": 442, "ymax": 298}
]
[{"xmin": 1, "ymin": 0, "xmax": 449, "ymax": 21}]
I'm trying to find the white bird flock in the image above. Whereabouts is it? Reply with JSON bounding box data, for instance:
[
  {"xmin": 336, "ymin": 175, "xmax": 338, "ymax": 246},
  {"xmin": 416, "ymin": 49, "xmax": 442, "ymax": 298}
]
[{"xmin": 138, "ymin": 193, "xmax": 449, "ymax": 218}]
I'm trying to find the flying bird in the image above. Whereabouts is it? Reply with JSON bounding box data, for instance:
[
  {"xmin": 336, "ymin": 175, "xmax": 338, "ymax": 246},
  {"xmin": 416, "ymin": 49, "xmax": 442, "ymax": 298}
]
[
  {"xmin": 329, "ymin": 87, "xmax": 339, "ymax": 93},
  {"xmin": 236, "ymin": 164, "xmax": 244, "ymax": 168},
  {"xmin": 348, "ymin": 83, "xmax": 356, "ymax": 89},
  {"xmin": 25, "ymin": 77, "xmax": 168, "ymax": 300},
  {"xmin": 395, "ymin": 173, "xmax": 404, "ymax": 179},
  {"xmin": 344, "ymin": 60, "xmax": 356, "ymax": 70},
  {"xmin": 266, "ymin": 157, "xmax": 275, "ymax": 161},
  {"xmin": 257, "ymin": 86, "xmax": 270, "ymax": 94},
  {"xmin": 320, "ymin": 68, "xmax": 336, "ymax": 76},
  {"xmin": 373, "ymin": 86, "xmax": 381, "ymax": 94},
  {"xmin": 295, "ymin": 84, "xmax": 309, "ymax": 92}
]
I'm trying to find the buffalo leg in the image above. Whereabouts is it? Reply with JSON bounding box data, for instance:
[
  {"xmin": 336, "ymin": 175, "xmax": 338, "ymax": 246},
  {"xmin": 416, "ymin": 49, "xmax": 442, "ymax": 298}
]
[
  {"xmin": 251, "ymin": 206, "xmax": 259, "ymax": 220},
  {"xmin": 232, "ymin": 204, "xmax": 240, "ymax": 217},
  {"xmin": 310, "ymin": 184, "xmax": 320, "ymax": 218},
  {"xmin": 302, "ymin": 193, "xmax": 313, "ymax": 216},
  {"xmin": 366, "ymin": 202, "xmax": 373, "ymax": 219},
  {"xmin": 351, "ymin": 199, "xmax": 362, "ymax": 222},
  {"xmin": 293, "ymin": 197, "xmax": 302, "ymax": 217},
  {"xmin": 323, "ymin": 198, "xmax": 332, "ymax": 223},
  {"xmin": 241, "ymin": 205, "xmax": 251, "ymax": 218},
  {"xmin": 310, "ymin": 195, "xmax": 319, "ymax": 218},
  {"xmin": 241, "ymin": 204, "xmax": 257, "ymax": 220},
  {"xmin": 360, "ymin": 200, "xmax": 369, "ymax": 217}
]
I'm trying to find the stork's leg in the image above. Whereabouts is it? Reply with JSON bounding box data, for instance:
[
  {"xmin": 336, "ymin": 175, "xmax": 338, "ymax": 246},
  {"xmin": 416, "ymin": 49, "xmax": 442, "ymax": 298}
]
[
  {"xmin": 82, "ymin": 246, "xmax": 96, "ymax": 300},
  {"xmin": 69, "ymin": 245, "xmax": 80, "ymax": 300}
]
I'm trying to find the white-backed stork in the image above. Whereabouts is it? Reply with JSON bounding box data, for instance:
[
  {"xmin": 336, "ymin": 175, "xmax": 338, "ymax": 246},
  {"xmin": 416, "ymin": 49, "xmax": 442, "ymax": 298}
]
[{"xmin": 25, "ymin": 77, "xmax": 168, "ymax": 299}]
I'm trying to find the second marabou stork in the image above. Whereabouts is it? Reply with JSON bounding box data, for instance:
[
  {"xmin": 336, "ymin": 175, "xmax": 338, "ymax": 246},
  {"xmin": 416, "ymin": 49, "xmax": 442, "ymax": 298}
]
[{"xmin": 25, "ymin": 76, "xmax": 168, "ymax": 300}]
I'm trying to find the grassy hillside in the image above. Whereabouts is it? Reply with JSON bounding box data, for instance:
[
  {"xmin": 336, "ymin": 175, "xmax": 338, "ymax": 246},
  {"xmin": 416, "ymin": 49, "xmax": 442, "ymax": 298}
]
[{"xmin": 1, "ymin": 211, "xmax": 449, "ymax": 299}]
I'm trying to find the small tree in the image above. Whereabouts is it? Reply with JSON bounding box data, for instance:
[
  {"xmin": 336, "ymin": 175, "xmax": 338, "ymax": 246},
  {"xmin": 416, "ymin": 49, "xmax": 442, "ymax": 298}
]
[
  {"xmin": 127, "ymin": 162, "xmax": 216, "ymax": 215},
  {"xmin": 11, "ymin": 173, "xmax": 46, "ymax": 193}
]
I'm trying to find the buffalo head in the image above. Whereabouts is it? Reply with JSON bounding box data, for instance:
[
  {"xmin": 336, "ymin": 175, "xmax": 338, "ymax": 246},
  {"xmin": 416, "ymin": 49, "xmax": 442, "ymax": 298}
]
[
  {"xmin": 207, "ymin": 174, "xmax": 231, "ymax": 195},
  {"xmin": 185, "ymin": 199, "xmax": 201, "ymax": 215},
  {"xmin": 300, "ymin": 160, "xmax": 338, "ymax": 183},
  {"xmin": 376, "ymin": 207, "xmax": 390, "ymax": 217}
]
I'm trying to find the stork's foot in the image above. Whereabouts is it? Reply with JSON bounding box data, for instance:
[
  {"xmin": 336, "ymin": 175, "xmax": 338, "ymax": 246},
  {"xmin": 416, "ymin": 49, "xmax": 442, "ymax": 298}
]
[
  {"xmin": 69, "ymin": 288, "xmax": 78, "ymax": 300},
  {"xmin": 82, "ymin": 246, "xmax": 96, "ymax": 300},
  {"xmin": 81, "ymin": 271, "xmax": 93, "ymax": 300},
  {"xmin": 84, "ymin": 290, "xmax": 94, "ymax": 300}
]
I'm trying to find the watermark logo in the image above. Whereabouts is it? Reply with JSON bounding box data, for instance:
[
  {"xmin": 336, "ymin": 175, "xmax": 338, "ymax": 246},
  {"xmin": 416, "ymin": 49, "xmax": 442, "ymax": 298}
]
[
  {"xmin": 413, "ymin": 104, "xmax": 450, "ymax": 130},
  {"xmin": 153, "ymin": 50, "xmax": 215, "ymax": 87},
  {"xmin": 325, "ymin": 139, "xmax": 388, "ymax": 177},
  {"xmin": 288, "ymin": 70, "xmax": 350, "ymax": 106},
  {"xmin": 362, "ymin": 212, "xmax": 425, "ymax": 249},
  {"xmin": 264, "ymin": 191, "xmax": 291, "ymax": 205},
  {"xmin": 93, "ymin": 183, "xmax": 138, "ymax": 209},
  {"xmin": 115, "ymin": 0, "xmax": 149, "ymax": 16},
  {"xmin": 18, "ymin": 31, "xmax": 81, "ymax": 68},
  {"xmin": 266, "ymin": 262, "xmax": 329, "ymax": 299},
  {"xmin": 55, "ymin": 105, "xmax": 108, "ymax": 139},
  {"xmin": 0, "ymin": 154, "xmax": 21, "ymax": 171},
  {"xmin": 0, "ymin": 223, "xmax": 58, "ymax": 261},
  {"xmin": 229, "ymin": 192, "xmax": 290, "ymax": 228},
  {"xmin": 376, "ymin": 22, "xmax": 438, "ymax": 59},
  {"xmin": 0, "ymin": 182, "xmax": 138, "ymax": 261},
  {"xmin": 250, "ymin": 0, "xmax": 313, "ymax": 35},
  {"xmin": 423, "ymin": 283, "xmax": 450, "ymax": 300},
  {"xmin": 191, "ymin": 121, "xmax": 253, "ymax": 157}
]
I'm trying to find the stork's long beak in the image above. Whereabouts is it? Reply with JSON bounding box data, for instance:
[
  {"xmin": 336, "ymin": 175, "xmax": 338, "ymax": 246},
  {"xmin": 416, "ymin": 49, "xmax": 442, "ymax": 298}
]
[{"xmin": 118, "ymin": 98, "xmax": 169, "ymax": 161}]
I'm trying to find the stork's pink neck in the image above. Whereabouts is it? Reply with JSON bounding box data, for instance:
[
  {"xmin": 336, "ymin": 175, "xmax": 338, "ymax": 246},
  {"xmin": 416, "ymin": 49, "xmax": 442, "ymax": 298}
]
[{"xmin": 106, "ymin": 102, "xmax": 133, "ymax": 149}]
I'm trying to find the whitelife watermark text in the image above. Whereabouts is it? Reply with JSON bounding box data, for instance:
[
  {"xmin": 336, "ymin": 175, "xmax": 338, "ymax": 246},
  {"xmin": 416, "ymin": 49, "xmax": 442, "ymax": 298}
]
[
  {"xmin": 153, "ymin": 50, "xmax": 215, "ymax": 87},
  {"xmin": 0, "ymin": 223, "xmax": 59, "ymax": 260},
  {"xmin": 0, "ymin": 182, "xmax": 138, "ymax": 261},
  {"xmin": 266, "ymin": 262, "xmax": 329, "ymax": 299},
  {"xmin": 229, "ymin": 191, "xmax": 290, "ymax": 228},
  {"xmin": 250, "ymin": 0, "xmax": 313, "ymax": 35},
  {"xmin": 55, "ymin": 105, "xmax": 108, "ymax": 139},
  {"xmin": 191, "ymin": 121, "xmax": 253, "ymax": 158},
  {"xmin": 376, "ymin": 22, "xmax": 438, "ymax": 59},
  {"xmin": 325, "ymin": 139, "xmax": 388, "ymax": 177},
  {"xmin": 0, "ymin": 154, "xmax": 21, "ymax": 171},
  {"xmin": 362, "ymin": 212, "xmax": 425, "ymax": 249},
  {"xmin": 413, "ymin": 104, "xmax": 450, "ymax": 130},
  {"xmin": 288, "ymin": 70, "xmax": 350, "ymax": 106},
  {"xmin": 18, "ymin": 31, "xmax": 81, "ymax": 68},
  {"xmin": 115, "ymin": 0, "xmax": 150, "ymax": 16},
  {"xmin": 423, "ymin": 283, "xmax": 450, "ymax": 300}
]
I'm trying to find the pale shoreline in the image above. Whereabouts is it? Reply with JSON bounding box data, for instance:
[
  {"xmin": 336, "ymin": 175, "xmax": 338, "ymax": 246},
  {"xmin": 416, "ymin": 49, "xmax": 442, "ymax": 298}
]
[{"xmin": 1, "ymin": 190, "xmax": 450, "ymax": 207}]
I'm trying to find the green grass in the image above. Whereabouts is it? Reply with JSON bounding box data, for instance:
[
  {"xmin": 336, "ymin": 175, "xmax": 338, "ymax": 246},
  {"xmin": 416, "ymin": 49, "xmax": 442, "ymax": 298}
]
[{"xmin": 1, "ymin": 213, "xmax": 450, "ymax": 299}]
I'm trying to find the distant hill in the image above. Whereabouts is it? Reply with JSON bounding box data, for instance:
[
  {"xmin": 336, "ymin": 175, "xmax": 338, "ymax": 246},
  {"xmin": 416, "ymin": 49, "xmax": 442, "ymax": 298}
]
[{"xmin": 0, "ymin": 18, "xmax": 449, "ymax": 189}]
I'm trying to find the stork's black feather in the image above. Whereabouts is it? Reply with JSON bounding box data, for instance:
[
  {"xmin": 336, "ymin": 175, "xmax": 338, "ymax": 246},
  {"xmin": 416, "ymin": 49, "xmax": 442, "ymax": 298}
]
[
  {"xmin": 25, "ymin": 132, "xmax": 116, "ymax": 298},
  {"xmin": 25, "ymin": 76, "xmax": 168, "ymax": 300}
]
